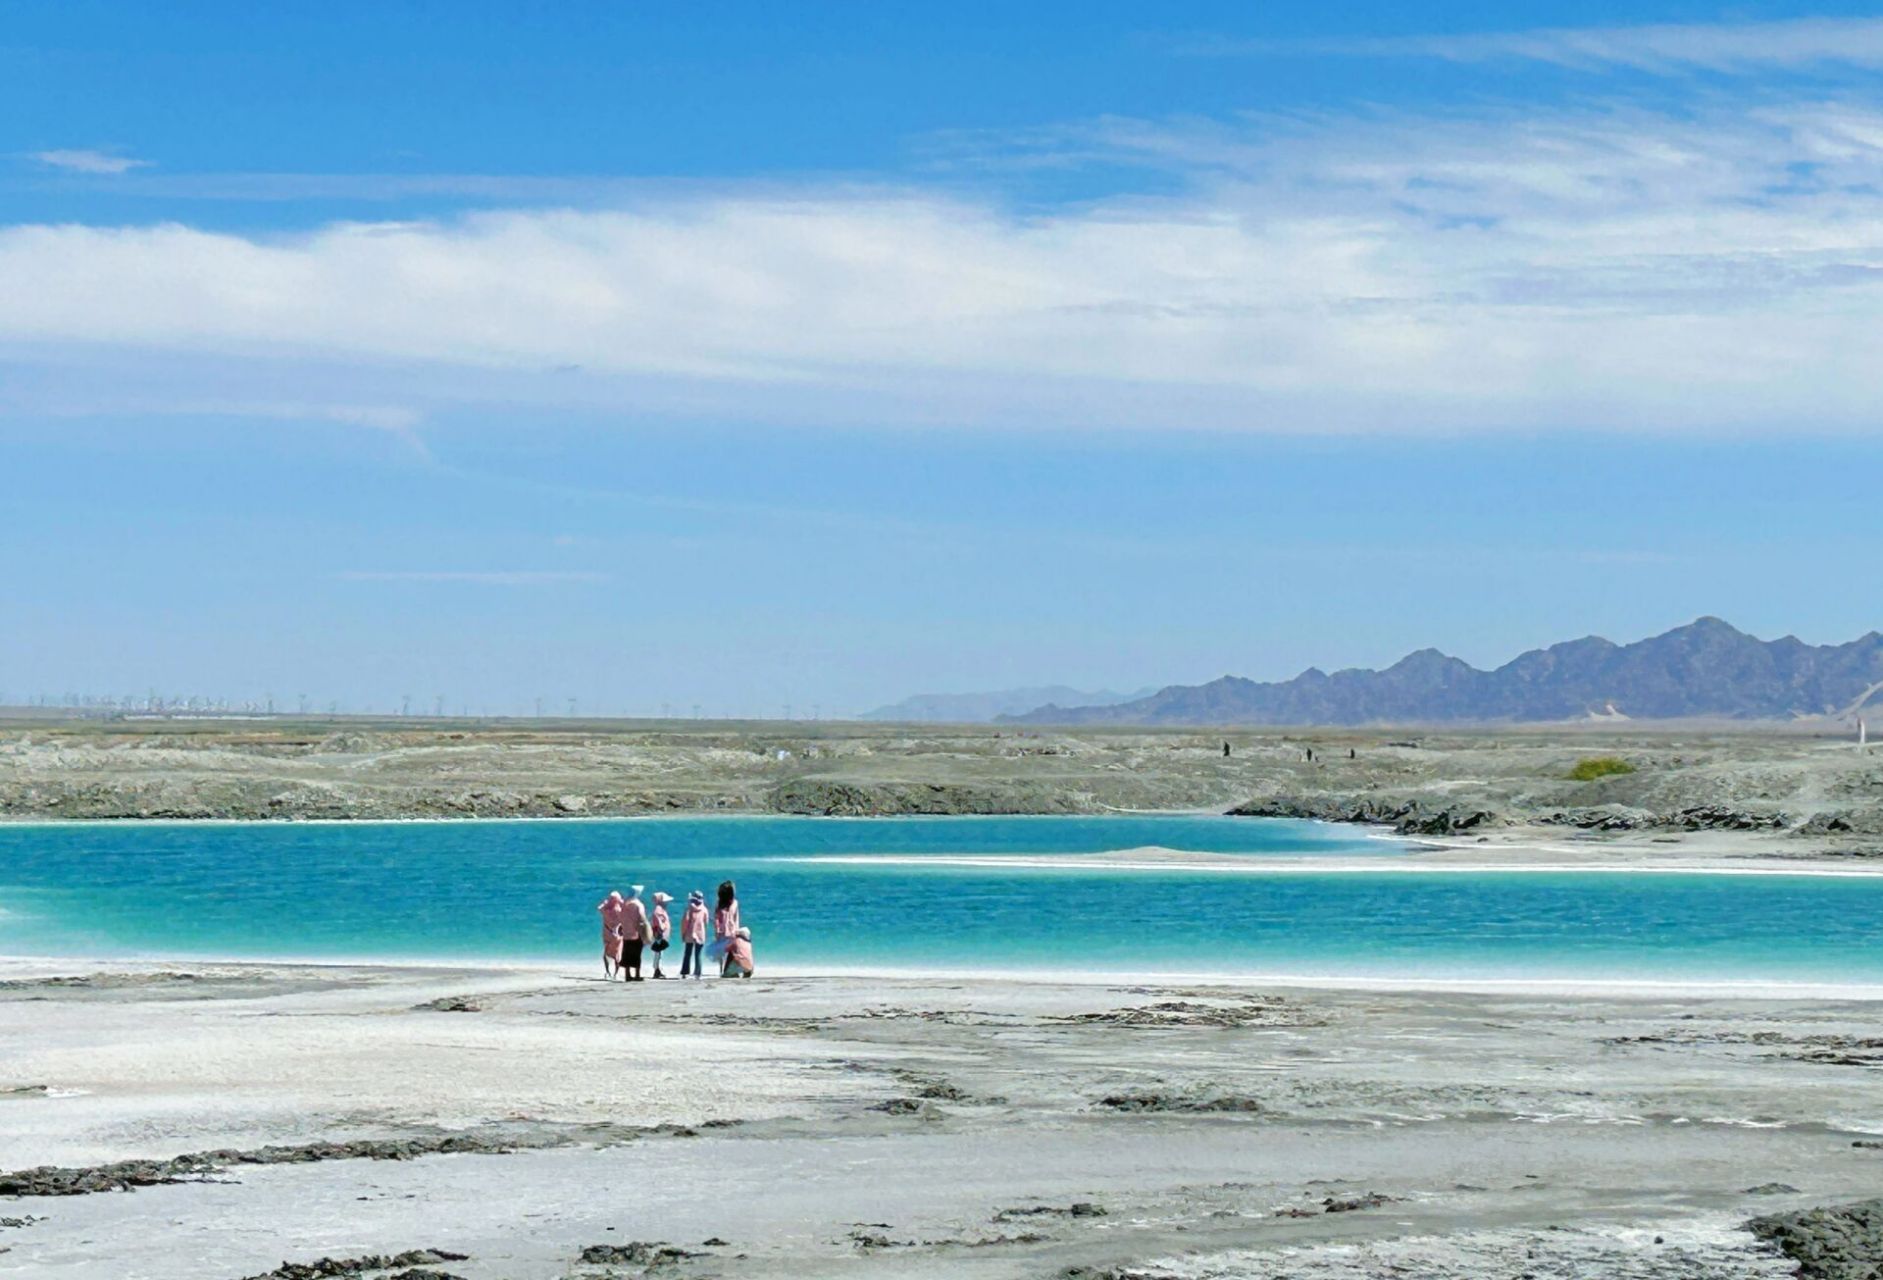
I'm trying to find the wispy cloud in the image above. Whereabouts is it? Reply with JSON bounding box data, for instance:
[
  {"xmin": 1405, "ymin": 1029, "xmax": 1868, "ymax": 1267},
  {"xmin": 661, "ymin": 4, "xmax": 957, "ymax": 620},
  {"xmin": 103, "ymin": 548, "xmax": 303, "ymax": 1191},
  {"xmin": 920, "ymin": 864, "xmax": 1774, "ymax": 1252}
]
[
  {"xmin": 334, "ymin": 571, "xmax": 609, "ymax": 586},
  {"xmin": 8, "ymin": 98, "xmax": 1883, "ymax": 434},
  {"xmin": 1187, "ymin": 16, "xmax": 1883, "ymax": 74},
  {"xmin": 173, "ymin": 400, "xmax": 423, "ymax": 431},
  {"xmin": 28, "ymin": 148, "xmax": 152, "ymax": 175}
]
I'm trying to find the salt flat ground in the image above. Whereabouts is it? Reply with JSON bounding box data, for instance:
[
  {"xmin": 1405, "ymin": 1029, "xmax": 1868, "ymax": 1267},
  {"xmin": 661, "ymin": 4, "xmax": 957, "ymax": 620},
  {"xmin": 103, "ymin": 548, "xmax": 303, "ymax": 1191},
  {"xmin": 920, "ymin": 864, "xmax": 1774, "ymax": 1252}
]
[{"xmin": 3, "ymin": 961, "xmax": 1879, "ymax": 1278}]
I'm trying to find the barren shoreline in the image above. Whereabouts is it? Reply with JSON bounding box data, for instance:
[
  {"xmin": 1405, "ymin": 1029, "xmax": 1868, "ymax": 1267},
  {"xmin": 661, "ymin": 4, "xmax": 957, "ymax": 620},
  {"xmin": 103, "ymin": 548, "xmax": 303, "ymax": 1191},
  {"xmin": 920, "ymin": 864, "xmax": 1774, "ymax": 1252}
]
[
  {"xmin": 6, "ymin": 960, "xmax": 1883, "ymax": 1278},
  {"xmin": 2, "ymin": 721, "xmax": 1878, "ymax": 862}
]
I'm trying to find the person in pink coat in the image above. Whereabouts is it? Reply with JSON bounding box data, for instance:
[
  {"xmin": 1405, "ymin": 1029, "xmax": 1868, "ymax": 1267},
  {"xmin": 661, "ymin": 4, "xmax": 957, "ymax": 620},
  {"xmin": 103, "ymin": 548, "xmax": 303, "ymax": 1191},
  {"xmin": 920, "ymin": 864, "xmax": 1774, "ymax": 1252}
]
[
  {"xmin": 723, "ymin": 927, "xmax": 755, "ymax": 979},
  {"xmin": 648, "ymin": 892, "xmax": 673, "ymax": 979},
  {"xmin": 596, "ymin": 891, "xmax": 626, "ymax": 979},
  {"xmin": 709, "ymin": 880, "xmax": 741, "ymax": 974},
  {"xmin": 679, "ymin": 890, "xmax": 709, "ymax": 979},
  {"xmin": 618, "ymin": 885, "xmax": 651, "ymax": 982}
]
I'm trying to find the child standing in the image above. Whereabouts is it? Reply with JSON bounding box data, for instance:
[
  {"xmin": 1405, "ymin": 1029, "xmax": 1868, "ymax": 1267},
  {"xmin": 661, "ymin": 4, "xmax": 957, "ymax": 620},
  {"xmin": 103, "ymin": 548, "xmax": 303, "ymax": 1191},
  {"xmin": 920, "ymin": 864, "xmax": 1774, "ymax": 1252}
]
[
  {"xmin": 648, "ymin": 892, "xmax": 673, "ymax": 979},
  {"xmin": 680, "ymin": 890, "xmax": 709, "ymax": 979}
]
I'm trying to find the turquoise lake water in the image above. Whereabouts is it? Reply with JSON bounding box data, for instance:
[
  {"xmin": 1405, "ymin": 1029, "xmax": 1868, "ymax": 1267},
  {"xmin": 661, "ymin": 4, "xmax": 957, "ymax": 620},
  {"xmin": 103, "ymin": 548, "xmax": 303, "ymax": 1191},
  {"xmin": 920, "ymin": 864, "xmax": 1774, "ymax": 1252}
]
[{"xmin": 2, "ymin": 815, "xmax": 1882, "ymax": 983}]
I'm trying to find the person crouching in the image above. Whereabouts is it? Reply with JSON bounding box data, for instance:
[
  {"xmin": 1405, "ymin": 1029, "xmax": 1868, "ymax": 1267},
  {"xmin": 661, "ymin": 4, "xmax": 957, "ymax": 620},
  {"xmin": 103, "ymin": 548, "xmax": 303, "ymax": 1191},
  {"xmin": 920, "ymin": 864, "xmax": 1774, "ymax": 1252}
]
[{"xmin": 723, "ymin": 926, "xmax": 755, "ymax": 979}]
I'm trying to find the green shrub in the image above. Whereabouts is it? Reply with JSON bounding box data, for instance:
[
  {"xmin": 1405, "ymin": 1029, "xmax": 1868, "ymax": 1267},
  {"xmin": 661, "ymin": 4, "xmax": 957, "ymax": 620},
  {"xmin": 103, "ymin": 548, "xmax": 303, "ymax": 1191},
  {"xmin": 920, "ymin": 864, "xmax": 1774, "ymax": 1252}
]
[{"xmin": 1568, "ymin": 756, "xmax": 1637, "ymax": 782}]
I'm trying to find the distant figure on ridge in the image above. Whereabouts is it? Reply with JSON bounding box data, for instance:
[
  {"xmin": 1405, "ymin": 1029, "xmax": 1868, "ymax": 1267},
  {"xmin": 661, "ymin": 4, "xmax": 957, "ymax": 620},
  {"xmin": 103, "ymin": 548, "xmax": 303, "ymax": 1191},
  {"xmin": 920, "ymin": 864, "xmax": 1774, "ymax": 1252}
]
[{"xmin": 1223, "ymin": 742, "xmax": 1231, "ymax": 758}]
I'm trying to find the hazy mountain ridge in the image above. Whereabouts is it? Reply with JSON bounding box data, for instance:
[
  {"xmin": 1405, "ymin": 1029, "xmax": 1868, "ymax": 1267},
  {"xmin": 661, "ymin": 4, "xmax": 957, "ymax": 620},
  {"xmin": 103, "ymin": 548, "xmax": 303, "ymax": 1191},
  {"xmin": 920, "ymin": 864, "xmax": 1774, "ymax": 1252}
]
[
  {"xmin": 1000, "ymin": 618, "xmax": 1883, "ymax": 726},
  {"xmin": 860, "ymin": 685, "xmax": 1153, "ymax": 723}
]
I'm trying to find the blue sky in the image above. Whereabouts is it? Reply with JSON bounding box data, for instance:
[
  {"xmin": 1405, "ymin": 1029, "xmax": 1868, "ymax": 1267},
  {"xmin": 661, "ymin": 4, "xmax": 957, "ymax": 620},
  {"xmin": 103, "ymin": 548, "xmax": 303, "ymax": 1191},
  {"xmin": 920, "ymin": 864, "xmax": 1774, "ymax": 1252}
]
[{"xmin": 3, "ymin": 3, "xmax": 1882, "ymax": 716}]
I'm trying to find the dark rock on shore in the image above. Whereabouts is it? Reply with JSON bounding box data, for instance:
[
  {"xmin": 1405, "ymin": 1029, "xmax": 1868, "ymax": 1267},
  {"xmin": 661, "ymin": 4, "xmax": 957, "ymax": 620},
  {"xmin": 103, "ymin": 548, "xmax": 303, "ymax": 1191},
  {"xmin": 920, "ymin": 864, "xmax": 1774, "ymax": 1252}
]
[
  {"xmin": 0, "ymin": 1135, "xmax": 526, "ymax": 1197},
  {"xmin": 1095, "ymin": 1089, "xmax": 1264, "ymax": 1114},
  {"xmin": 768, "ymin": 778, "xmax": 1081, "ymax": 817},
  {"xmin": 1234, "ymin": 788, "xmax": 1826, "ymax": 840},
  {"xmin": 870, "ymin": 1097, "xmax": 940, "ymax": 1118},
  {"xmin": 1671, "ymin": 804, "xmax": 1791, "ymax": 831},
  {"xmin": 1052, "ymin": 997, "xmax": 1314, "ymax": 1029},
  {"xmin": 239, "ymin": 1249, "xmax": 468, "ymax": 1280},
  {"xmin": 576, "ymin": 1241, "xmax": 699, "ymax": 1267},
  {"xmin": 1321, "ymin": 1192, "xmax": 1394, "ymax": 1213},
  {"xmin": 995, "ymin": 1202, "xmax": 1107, "ymax": 1221},
  {"xmin": 1, "ymin": 1122, "xmax": 714, "ymax": 1198},
  {"xmin": 1748, "ymin": 1199, "xmax": 1883, "ymax": 1279},
  {"xmin": 411, "ymin": 995, "xmax": 483, "ymax": 1013},
  {"xmin": 1227, "ymin": 795, "xmax": 1507, "ymax": 835}
]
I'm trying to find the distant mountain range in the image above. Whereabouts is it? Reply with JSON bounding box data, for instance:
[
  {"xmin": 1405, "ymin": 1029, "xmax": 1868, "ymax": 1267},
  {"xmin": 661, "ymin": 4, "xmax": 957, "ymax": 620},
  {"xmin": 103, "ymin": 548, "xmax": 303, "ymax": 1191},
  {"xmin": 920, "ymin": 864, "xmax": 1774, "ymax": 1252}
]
[
  {"xmin": 996, "ymin": 618, "xmax": 1883, "ymax": 726},
  {"xmin": 860, "ymin": 686, "xmax": 1154, "ymax": 723}
]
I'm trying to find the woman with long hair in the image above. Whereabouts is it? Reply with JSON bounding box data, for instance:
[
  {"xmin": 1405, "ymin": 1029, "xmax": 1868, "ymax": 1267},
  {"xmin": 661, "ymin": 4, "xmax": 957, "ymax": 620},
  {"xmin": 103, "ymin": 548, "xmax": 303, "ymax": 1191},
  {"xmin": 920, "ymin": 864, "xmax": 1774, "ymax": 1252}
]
[{"xmin": 708, "ymin": 880, "xmax": 740, "ymax": 975}]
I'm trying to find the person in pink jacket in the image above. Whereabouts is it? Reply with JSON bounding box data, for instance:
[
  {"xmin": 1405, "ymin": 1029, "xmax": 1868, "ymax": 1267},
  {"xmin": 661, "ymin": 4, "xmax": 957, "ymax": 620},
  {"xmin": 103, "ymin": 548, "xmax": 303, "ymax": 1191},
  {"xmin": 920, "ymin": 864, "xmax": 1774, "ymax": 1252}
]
[
  {"xmin": 596, "ymin": 891, "xmax": 626, "ymax": 979},
  {"xmin": 709, "ymin": 880, "xmax": 741, "ymax": 975},
  {"xmin": 648, "ymin": 892, "xmax": 673, "ymax": 979},
  {"xmin": 618, "ymin": 885, "xmax": 651, "ymax": 982},
  {"xmin": 679, "ymin": 890, "xmax": 709, "ymax": 979},
  {"xmin": 723, "ymin": 927, "xmax": 755, "ymax": 979}
]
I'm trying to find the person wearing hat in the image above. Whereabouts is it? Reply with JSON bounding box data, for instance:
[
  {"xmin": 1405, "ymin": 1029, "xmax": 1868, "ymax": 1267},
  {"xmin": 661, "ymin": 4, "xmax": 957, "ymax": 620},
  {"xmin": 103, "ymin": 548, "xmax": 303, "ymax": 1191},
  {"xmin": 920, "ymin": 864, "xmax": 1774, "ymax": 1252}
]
[
  {"xmin": 648, "ymin": 892, "xmax": 674, "ymax": 979},
  {"xmin": 619, "ymin": 885, "xmax": 651, "ymax": 982},
  {"xmin": 723, "ymin": 926, "xmax": 755, "ymax": 979},
  {"xmin": 679, "ymin": 890, "xmax": 709, "ymax": 979},
  {"xmin": 595, "ymin": 890, "xmax": 626, "ymax": 980}
]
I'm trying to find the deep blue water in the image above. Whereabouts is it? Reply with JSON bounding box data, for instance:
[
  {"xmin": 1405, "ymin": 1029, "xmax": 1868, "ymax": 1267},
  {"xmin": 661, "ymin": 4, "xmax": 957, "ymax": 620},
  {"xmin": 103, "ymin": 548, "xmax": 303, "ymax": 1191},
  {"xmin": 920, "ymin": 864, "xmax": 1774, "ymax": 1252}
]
[{"xmin": 1, "ymin": 816, "xmax": 1881, "ymax": 982}]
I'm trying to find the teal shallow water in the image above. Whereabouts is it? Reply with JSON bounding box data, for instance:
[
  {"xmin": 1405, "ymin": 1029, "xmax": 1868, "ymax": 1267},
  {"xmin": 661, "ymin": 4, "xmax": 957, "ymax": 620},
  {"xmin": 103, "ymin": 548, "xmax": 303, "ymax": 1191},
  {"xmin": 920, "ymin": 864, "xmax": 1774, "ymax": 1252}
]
[{"xmin": 2, "ymin": 815, "xmax": 1882, "ymax": 983}]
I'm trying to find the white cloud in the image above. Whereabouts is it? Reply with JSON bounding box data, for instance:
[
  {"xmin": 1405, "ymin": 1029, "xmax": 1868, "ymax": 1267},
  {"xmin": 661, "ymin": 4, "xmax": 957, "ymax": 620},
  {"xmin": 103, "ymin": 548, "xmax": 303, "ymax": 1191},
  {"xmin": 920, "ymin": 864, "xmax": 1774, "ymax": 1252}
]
[
  {"xmin": 334, "ymin": 571, "xmax": 609, "ymax": 585},
  {"xmin": 29, "ymin": 148, "xmax": 152, "ymax": 175},
  {"xmin": 7, "ymin": 100, "xmax": 1883, "ymax": 434},
  {"xmin": 1191, "ymin": 16, "xmax": 1883, "ymax": 74},
  {"xmin": 164, "ymin": 400, "xmax": 422, "ymax": 431}
]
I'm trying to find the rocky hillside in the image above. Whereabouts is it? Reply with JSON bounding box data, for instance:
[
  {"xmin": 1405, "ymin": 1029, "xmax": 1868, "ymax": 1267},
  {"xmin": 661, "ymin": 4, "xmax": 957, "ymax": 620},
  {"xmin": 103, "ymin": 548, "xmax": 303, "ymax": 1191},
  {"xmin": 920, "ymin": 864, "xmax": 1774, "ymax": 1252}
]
[{"xmin": 1003, "ymin": 618, "xmax": 1883, "ymax": 726}]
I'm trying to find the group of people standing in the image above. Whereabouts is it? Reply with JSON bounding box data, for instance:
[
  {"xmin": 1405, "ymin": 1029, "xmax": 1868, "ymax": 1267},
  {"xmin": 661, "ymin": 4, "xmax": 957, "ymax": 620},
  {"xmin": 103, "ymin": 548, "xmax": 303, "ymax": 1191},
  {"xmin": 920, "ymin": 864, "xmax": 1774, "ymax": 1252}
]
[{"xmin": 597, "ymin": 880, "xmax": 753, "ymax": 981}]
